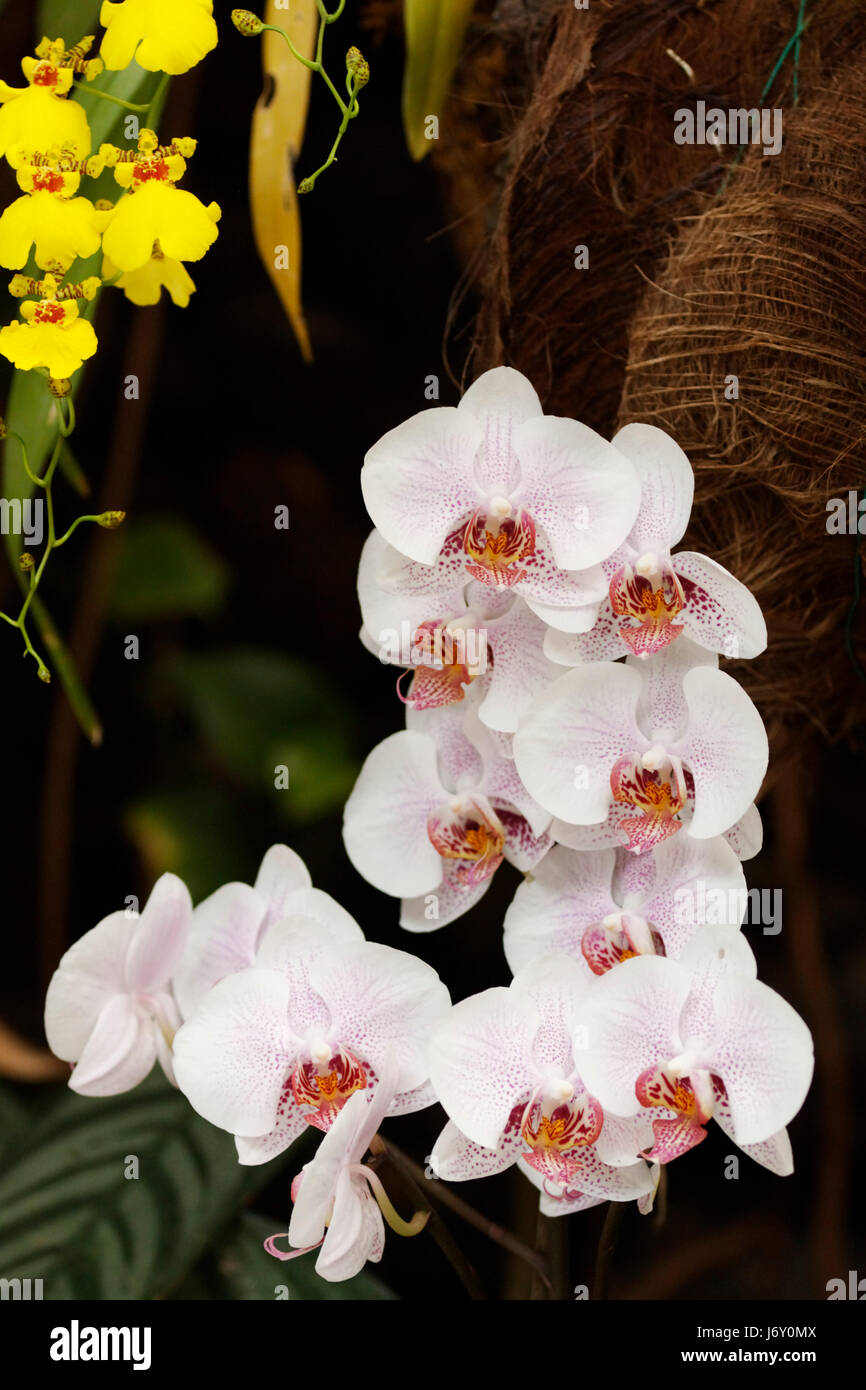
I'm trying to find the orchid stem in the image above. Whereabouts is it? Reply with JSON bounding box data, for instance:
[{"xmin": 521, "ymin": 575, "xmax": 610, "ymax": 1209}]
[
  {"xmin": 376, "ymin": 1137, "xmax": 551, "ymax": 1292},
  {"xmin": 593, "ymin": 1200, "xmax": 626, "ymax": 1300}
]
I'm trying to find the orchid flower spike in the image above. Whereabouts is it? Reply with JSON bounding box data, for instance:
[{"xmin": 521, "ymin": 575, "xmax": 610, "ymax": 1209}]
[
  {"xmin": 545, "ymin": 423, "xmax": 767, "ymax": 664},
  {"xmin": 172, "ymin": 932, "xmax": 449, "ymax": 1164},
  {"xmin": 428, "ymin": 955, "xmax": 656, "ymax": 1210},
  {"xmin": 504, "ymin": 834, "xmax": 747, "ymax": 977},
  {"xmin": 343, "ymin": 703, "xmax": 551, "ymax": 929},
  {"xmin": 172, "ymin": 842, "xmax": 362, "ymax": 1020},
  {"xmin": 360, "ymin": 366, "xmax": 641, "ymax": 633},
  {"xmin": 577, "ymin": 929, "xmax": 814, "ymax": 1173},
  {"xmin": 44, "ymin": 872, "xmax": 192, "ymax": 1096},
  {"xmin": 514, "ymin": 638, "xmax": 768, "ymax": 854},
  {"xmin": 266, "ymin": 1056, "xmax": 427, "ymax": 1282},
  {"xmin": 358, "ymin": 528, "xmax": 562, "ymax": 734}
]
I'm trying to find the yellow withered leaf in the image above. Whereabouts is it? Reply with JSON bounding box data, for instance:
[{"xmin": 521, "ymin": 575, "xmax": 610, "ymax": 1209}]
[
  {"xmin": 402, "ymin": 0, "xmax": 475, "ymax": 162},
  {"xmin": 249, "ymin": 0, "xmax": 317, "ymax": 362}
]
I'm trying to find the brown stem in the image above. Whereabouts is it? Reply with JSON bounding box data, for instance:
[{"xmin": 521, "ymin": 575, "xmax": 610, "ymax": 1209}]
[
  {"xmin": 593, "ymin": 1199, "xmax": 626, "ymax": 1299},
  {"xmin": 369, "ymin": 1138, "xmax": 487, "ymax": 1299},
  {"xmin": 377, "ymin": 1137, "xmax": 551, "ymax": 1291}
]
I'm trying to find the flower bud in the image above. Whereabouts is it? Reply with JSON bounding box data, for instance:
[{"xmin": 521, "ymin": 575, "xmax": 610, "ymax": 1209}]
[
  {"xmin": 232, "ymin": 9, "xmax": 264, "ymax": 36},
  {"xmin": 18, "ymin": 552, "xmax": 34, "ymax": 571},
  {"xmin": 37, "ymin": 664, "xmax": 51, "ymax": 684},
  {"xmin": 97, "ymin": 511, "xmax": 126, "ymax": 529},
  {"xmin": 346, "ymin": 47, "xmax": 370, "ymax": 89}
]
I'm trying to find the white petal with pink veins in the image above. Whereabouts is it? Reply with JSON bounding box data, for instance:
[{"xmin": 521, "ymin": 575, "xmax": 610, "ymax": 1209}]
[
  {"xmin": 172, "ymin": 967, "xmax": 298, "ymax": 1138},
  {"xmin": 724, "ymin": 802, "xmax": 764, "ymax": 861},
  {"xmin": 514, "ymin": 662, "xmax": 646, "ymax": 826},
  {"xmin": 713, "ymin": 1093, "xmax": 794, "ymax": 1176},
  {"xmin": 478, "ymin": 598, "xmax": 562, "ymax": 733},
  {"xmin": 551, "ymin": 805, "xmax": 625, "ymax": 853},
  {"xmin": 612, "ymin": 422, "xmax": 694, "ymax": 554},
  {"xmin": 309, "ymin": 941, "xmax": 450, "ymax": 1093},
  {"xmin": 342, "ymin": 730, "xmax": 445, "ymax": 898},
  {"xmin": 429, "ymin": 1114, "xmax": 528, "ymax": 1181},
  {"xmin": 577, "ymin": 956, "xmax": 693, "ymax": 1116},
  {"xmin": 235, "ymin": 1097, "xmax": 310, "ymax": 1166},
  {"xmin": 631, "ymin": 638, "xmax": 717, "ymax": 740},
  {"xmin": 515, "ymin": 415, "xmax": 640, "ymax": 570},
  {"xmin": 361, "ymin": 405, "xmax": 482, "ymax": 564},
  {"xmin": 674, "ymin": 551, "xmax": 767, "ymax": 659},
  {"xmin": 172, "ymin": 881, "xmax": 267, "ymax": 1021},
  {"xmin": 543, "ymin": 600, "xmax": 624, "ymax": 663},
  {"xmin": 703, "ymin": 973, "xmax": 813, "ymax": 1146},
  {"xmin": 512, "ymin": 954, "xmax": 589, "ymax": 1070},
  {"xmin": 429, "ymin": 986, "xmax": 538, "ymax": 1148},
  {"xmin": 676, "ymin": 667, "xmax": 768, "ymax": 840},
  {"xmin": 400, "ymin": 861, "xmax": 493, "ymax": 932},
  {"xmin": 503, "ymin": 845, "xmax": 617, "ymax": 975},
  {"xmin": 633, "ymin": 834, "xmax": 747, "ymax": 958},
  {"xmin": 458, "ymin": 365, "xmax": 542, "ymax": 493},
  {"xmin": 357, "ymin": 528, "xmax": 467, "ymax": 660}
]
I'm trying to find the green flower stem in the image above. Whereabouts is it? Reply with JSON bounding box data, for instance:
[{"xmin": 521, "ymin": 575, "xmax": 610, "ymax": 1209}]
[
  {"xmin": 73, "ymin": 83, "xmax": 151, "ymax": 112},
  {"xmin": 54, "ymin": 514, "xmax": 105, "ymax": 548},
  {"xmin": 264, "ymin": 22, "xmax": 348, "ymax": 118},
  {"xmin": 298, "ymin": 78, "xmax": 362, "ymax": 194}
]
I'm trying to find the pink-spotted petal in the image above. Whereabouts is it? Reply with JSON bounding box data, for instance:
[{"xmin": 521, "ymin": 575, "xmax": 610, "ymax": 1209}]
[
  {"xmin": 400, "ymin": 857, "xmax": 494, "ymax": 931},
  {"xmin": 515, "ymin": 415, "xmax": 640, "ymax": 570},
  {"xmin": 713, "ymin": 1088, "xmax": 794, "ymax": 1175},
  {"xmin": 677, "ymin": 667, "xmax": 769, "ymax": 840},
  {"xmin": 577, "ymin": 956, "xmax": 693, "ymax": 1116},
  {"xmin": 172, "ymin": 967, "xmax": 297, "ymax": 1137},
  {"xmin": 634, "ymin": 833, "xmax": 747, "ymax": 958},
  {"xmin": 361, "ymin": 405, "xmax": 481, "ymax": 565},
  {"xmin": 308, "ymin": 941, "xmax": 450, "ymax": 1094},
  {"xmin": 478, "ymin": 598, "xmax": 561, "ymax": 734},
  {"xmin": 235, "ymin": 1095, "xmax": 310, "ymax": 1166},
  {"xmin": 724, "ymin": 802, "xmax": 763, "ymax": 861},
  {"xmin": 503, "ymin": 845, "xmax": 617, "ymax": 975},
  {"xmin": 611, "ymin": 422, "xmax": 694, "ymax": 553},
  {"xmin": 429, "ymin": 986, "xmax": 538, "ymax": 1149},
  {"xmin": 172, "ymin": 882, "xmax": 267, "ymax": 1021},
  {"xmin": 429, "ymin": 1112, "xmax": 527, "ymax": 1180},
  {"xmin": 674, "ymin": 551, "xmax": 767, "ymax": 659},
  {"xmin": 458, "ymin": 365, "xmax": 542, "ymax": 493},
  {"xmin": 342, "ymin": 730, "xmax": 445, "ymax": 899},
  {"xmin": 513, "ymin": 662, "xmax": 646, "ymax": 826}
]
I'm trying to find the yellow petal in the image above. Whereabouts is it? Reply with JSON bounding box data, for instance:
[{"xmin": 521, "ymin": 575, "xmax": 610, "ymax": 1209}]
[
  {"xmin": 100, "ymin": 0, "xmax": 218, "ymax": 76},
  {"xmin": 0, "ymin": 192, "xmax": 102, "ymax": 271}
]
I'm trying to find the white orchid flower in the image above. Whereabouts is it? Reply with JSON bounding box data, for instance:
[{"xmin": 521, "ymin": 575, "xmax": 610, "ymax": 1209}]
[
  {"xmin": 504, "ymin": 834, "xmax": 747, "ymax": 976},
  {"xmin": 44, "ymin": 873, "xmax": 192, "ymax": 1097},
  {"xmin": 428, "ymin": 956, "xmax": 656, "ymax": 1206},
  {"xmin": 343, "ymin": 702, "xmax": 552, "ymax": 929},
  {"xmin": 173, "ymin": 843, "xmax": 362, "ymax": 1020},
  {"xmin": 265, "ymin": 1056, "xmax": 428, "ymax": 1282},
  {"xmin": 358, "ymin": 528, "xmax": 562, "ymax": 733},
  {"xmin": 513, "ymin": 639, "xmax": 768, "ymax": 854},
  {"xmin": 577, "ymin": 929, "xmax": 813, "ymax": 1173},
  {"xmin": 360, "ymin": 366, "xmax": 641, "ymax": 632},
  {"xmin": 544, "ymin": 423, "xmax": 767, "ymax": 663},
  {"xmin": 172, "ymin": 934, "xmax": 449, "ymax": 1164}
]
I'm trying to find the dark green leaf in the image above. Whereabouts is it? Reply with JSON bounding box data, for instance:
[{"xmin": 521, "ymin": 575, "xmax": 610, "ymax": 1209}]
[{"xmin": 109, "ymin": 516, "xmax": 229, "ymax": 621}]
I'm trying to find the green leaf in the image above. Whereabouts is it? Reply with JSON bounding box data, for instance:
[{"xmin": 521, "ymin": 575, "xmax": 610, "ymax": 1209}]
[
  {"xmin": 109, "ymin": 516, "xmax": 230, "ymax": 621},
  {"xmin": 402, "ymin": 0, "xmax": 475, "ymax": 161},
  {"xmin": 124, "ymin": 785, "xmax": 252, "ymax": 902},
  {"xmin": 172, "ymin": 1211, "xmax": 398, "ymax": 1301},
  {"xmin": 0, "ymin": 1071, "xmax": 293, "ymax": 1300},
  {"xmin": 168, "ymin": 648, "xmax": 359, "ymax": 824}
]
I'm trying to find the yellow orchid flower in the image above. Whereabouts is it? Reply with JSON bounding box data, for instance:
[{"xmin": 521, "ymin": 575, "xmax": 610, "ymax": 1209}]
[
  {"xmin": 100, "ymin": 129, "xmax": 220, "ymax": 273},
  {"xmin": 100, "ymin": 0, "xmax": 218, "ymax": 76},
  {"xmin": 102, "ymin": 244, "xmax": 197, "ymax": 307},
  {"xmin": 0, "ymin": 40, "xmax": 92, "ymax": 168},
  {"xmin": 0, "ymin": 149, "xmax": 106, "ymax": 271},
  {"xmin": 0, "ymin": 273, "xmax": 99, "ymax": 378}
]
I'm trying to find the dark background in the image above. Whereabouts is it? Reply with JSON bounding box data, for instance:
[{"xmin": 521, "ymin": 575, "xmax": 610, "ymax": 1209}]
[{"xmin": 0, "ymin": 0, "xmax": 862, "ymax": 1301}]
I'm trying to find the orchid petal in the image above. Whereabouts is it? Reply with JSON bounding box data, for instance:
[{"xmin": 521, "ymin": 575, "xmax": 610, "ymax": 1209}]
[
  {"xmin": 361, "ymin": 406, "xmax": 481, "ymax": 565},
  {"xmin": 612, "ymin": 422, "xmax": 694, "ymax": 553},
  {"xmin": 429, "ymin": 1114, "xmax": 526, "ymax": 1181},
  {"xmin": 172, "ymin": 967, "xmax": 296, "ymax": 1137},
  {"xmin": 342, "ymin": 731, "xmax": 445, "ymax": 898},
  {"xmin": 172, "ymin": 882, "xmax": 267, "ymax": 1021},
  {"xmin": 429, "ymin": 986, "xmax": 537, "ymax": 1148},
  {"xmin": 68, "ymin": 994, "xmax": 155, "ymax": 1097},
  {"xmin": 504, "ymin": 846, "xmax": 617, "ymax": 974},
  {"xmin": 674, "ymin": 552, "xmax": 767, "ymax": 659},
  {"xmin": 458, "ymin": 364, "xmax": 541, "ymax": 493},
  {"xmin": 678, "ymin": 668, "xmax": 769, "ymax": 839},
  {"xmin": 44, "ymin": 910, "xmax": 133, "ymax": 1061},
  {"xmin": 254, "ymin": 844, "xmax": 313, "ymax": 931},
  {"xmin": 514, "ymin": 662, "xmax": 646, "ymax": 825}
]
